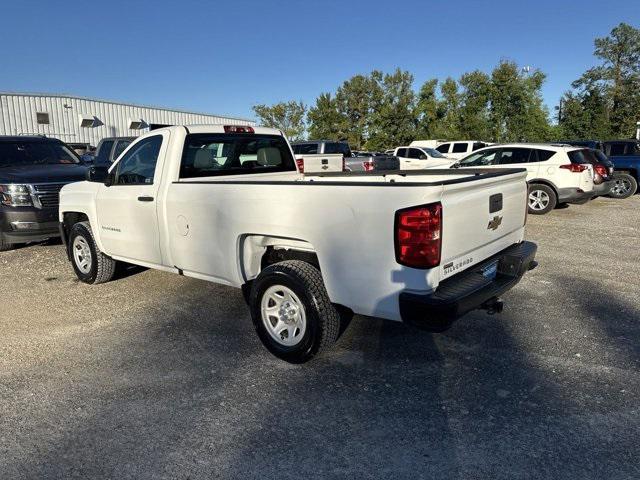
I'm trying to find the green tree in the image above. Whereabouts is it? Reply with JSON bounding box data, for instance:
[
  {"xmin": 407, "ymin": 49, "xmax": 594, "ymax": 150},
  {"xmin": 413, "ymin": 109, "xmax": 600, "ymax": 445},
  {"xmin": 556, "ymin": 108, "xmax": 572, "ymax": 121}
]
[
  {"xmin": 458, "ymin": 70, "xmax": 492, "ymax": 139},
  {"xmin": 252, "ymin": 100, "xmax": 307, "ymax": 141},
  {"xmin": 307, "ymin": 93, "xmax": 345, "ymax": 140},
  {"xmin": 558, "ymin": 86, "xmax": 610, "ymax": 139},
  {"xmin": 569, "ymin": 23, "xmax": 640, "ymax": 137},
  {"xmin": 489, "ymin": 61, "xmax": 550, "ymax": 142},
  {"xmin": 367, "ymin": 68, "xmax": 416, "ymax": 150},
  {"xmin": 415, "ymin": 79, "xmax": 441, "ymax": 139},
  {"xmin": 334, "ymin": 73, "xmax": 383, "ymax": 149},
  {"xmin": 436, "ymin": 77, "xmax": 461, "ymax": 139}
]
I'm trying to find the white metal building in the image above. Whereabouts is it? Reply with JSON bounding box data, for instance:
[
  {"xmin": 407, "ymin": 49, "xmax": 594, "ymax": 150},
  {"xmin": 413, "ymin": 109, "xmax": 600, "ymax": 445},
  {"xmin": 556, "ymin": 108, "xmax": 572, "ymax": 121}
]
[{"xmin": 0, "ymin": 92, "xmax": 255, "ymax": 146}]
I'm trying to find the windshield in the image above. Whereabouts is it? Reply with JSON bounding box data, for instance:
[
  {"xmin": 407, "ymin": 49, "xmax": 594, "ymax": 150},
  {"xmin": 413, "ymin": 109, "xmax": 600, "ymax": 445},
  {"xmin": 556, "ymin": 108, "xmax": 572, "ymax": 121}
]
[
  {"xmin": 459, "ymin": 149, "xmax": 497, "ymax": 166},
  {"xmin": 0, "ymin": 141, "xmax": 80, "ymax": 167},
  {"xmin": 424, "ymin": 148, "xmax": 446, "ymax": 158}
]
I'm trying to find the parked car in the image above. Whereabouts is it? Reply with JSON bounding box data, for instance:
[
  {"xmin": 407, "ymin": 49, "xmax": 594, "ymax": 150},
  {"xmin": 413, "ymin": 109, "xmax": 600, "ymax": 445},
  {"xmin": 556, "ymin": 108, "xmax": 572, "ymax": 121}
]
[
  {"xmin": 394, "ymin": 146, "xmax": 455, "ymax": 169},
  {"xmin": 567, "ymin": 148, "xmax": 615, "ymax": 197},
  {"xmin": 602, "ymin": 140, "xmax": 639, "ymax": 198},
  {"xmin": 94, "ymin": 136, "xmax": 135, "ymax": 165},
  {"xmin": 59, "ymin": 125, "xmax": 537, "ymax": 363},
  {"xmin": 452, "ymin": 144, "xmax": 596, "ymax": 214},
  {"xmin": 0, "ymin": 136, "xmax": 87, "ymax": 251},
  {"xmin": 436, "ymin": 140, "xmax": 490, "ymax": 159}
]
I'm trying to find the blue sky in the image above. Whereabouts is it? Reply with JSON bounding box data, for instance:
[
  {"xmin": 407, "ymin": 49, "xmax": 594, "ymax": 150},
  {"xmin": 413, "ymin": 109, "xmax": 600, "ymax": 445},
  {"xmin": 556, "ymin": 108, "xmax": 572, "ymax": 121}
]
[{"xmin": 1, "ymin": 0, "xmax": 638, "ymax": 121}]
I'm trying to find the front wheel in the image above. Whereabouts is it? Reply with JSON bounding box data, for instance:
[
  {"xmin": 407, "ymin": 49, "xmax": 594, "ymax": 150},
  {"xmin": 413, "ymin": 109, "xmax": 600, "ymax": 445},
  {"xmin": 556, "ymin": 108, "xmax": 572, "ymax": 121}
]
[
  {"xmin": 0, "ymin": 236, "xmax": 13, "ymax": 252},
  {"xmin": 249, "ymin": 260, "xmax": 340, "ymax": 363},
  {"xmin": 69, "ymin": 221, "xmax": 117, "ymax": 284},
  {"xmin": 528, "ymin": 184, "xmax": 557, "ymax": 215},
  {"xmin": 608, "ymin": 173, "xmax": 637, "ymax": 199}
]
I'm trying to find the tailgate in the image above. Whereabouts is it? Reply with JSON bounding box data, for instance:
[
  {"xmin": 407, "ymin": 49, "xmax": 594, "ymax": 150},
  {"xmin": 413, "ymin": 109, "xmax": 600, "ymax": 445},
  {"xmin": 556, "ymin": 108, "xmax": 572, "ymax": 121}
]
[
  {"xmin": 439, "ymin": 171, "xmax": 528, "ymax": 279},
  {"xmin": 297, "ymin": 153, "xmax": 343, "ymax": 173}
]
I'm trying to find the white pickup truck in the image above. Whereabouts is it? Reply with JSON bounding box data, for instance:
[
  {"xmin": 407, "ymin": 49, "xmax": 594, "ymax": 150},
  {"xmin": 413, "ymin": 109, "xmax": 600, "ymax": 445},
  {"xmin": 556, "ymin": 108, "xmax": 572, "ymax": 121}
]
[{"xmin": 59, "ymin": 125, "xmax": 537, "ymax": 363}]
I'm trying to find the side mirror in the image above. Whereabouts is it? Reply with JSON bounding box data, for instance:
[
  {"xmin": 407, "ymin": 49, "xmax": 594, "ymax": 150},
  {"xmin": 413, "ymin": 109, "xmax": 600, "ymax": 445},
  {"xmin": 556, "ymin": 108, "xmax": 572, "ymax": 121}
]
[
  {"xmin": 419, "ymin": 154, "xmax": 428, "ymax": 160},
  {"xmin": 86, "ymin": 166, "xmax": 110, "ymax": 184}
]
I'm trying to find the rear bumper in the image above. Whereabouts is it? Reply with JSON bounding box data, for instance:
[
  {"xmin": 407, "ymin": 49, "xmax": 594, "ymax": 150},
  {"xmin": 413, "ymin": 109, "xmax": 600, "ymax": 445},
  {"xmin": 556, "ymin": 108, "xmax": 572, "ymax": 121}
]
[
  {"xmin": 0, "ymin": 207, "xmax": 60, "ymax": 244},
  {"xmin": 557, "ymin": 187, "xmax": 594, "ymax": 204},
  {"xmin": 593, "ymin": 179, "xmax": 615, "ymax": 197},
  {"xmin": 399, "ymin": 241, "xmax": 537, "ymax": 331}
]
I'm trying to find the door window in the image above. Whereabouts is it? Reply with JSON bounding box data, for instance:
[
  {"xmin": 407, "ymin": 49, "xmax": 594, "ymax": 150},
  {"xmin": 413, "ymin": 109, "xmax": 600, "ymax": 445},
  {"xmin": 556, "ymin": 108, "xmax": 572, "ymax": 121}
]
[
  {"xmin": 112, "ymin": 139, "xmax": 132, "ymax": 160},
  {"xmin": 114, "ymin": 136, "xmax": 163, "ymax": 185},
  {"xmin": 497, "ymin": 148, "xmax": 532, "ymax": 164},
  {"xmin": 607, "ymin": 143, "xmax": 626, "ymax": 156},
  {"xmin": 452, "ymin": 143, "xmax": 468, "ymax": 153},
  {"xmin": 407, "ymin": 148, "xmax": 425, "ymax": 159},
  {"xmin": 95, "ymin": 140, "xmax": 114, "ymax": 165},
  {"xmin": 396, "ymin": 148, "xmax": 408, "ymax": 157},
  {"xmin": 436, "ymin": 143, "xmax": 450, "ymax": 153}
]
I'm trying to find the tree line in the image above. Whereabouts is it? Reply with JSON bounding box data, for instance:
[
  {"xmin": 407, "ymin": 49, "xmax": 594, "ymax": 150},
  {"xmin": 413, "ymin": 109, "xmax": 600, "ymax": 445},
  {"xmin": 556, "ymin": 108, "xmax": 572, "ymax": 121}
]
[{"xmin": 252, "ymin": 23, "xmax": 640, "ymax": 150}]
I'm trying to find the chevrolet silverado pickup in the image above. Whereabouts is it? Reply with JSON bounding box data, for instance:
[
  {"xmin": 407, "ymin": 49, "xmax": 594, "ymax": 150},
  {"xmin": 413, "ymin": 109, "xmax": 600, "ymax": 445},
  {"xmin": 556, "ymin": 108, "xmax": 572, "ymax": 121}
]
[{"xmin": 59, "ymin": 125, "xmax": 537, "ymax": 362}]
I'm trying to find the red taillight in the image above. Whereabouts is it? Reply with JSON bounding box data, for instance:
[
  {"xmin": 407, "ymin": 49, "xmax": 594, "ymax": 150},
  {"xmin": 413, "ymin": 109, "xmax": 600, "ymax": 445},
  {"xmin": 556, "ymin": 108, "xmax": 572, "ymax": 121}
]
[
  {"xmin": 224, "ymin": 125, "xmax": 255, "ymax": 133},
  {"xmin": 594, "ymin": 163, "xmax": 608, "ymax": 177},
  {"xmin": 362, "ymin": 160, "xmax": 375, "ymax": 171},
  {"xmin": 560, "ymin": 163, "xmax": 587, "ymax": 173},
  {"xmin": 395, "ymin": 203, "xmax": 442, "ymax": 269},
  {"xmin": 295, "ymin": 158, "xmax": 304, "ymax": 173}
]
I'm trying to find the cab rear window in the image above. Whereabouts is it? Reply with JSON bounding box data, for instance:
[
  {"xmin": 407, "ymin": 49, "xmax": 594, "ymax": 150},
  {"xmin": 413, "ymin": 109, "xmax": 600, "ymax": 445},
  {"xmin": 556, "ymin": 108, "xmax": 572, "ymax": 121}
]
[{"xmin": 180, "ymin": 134, "xmax": 296, "ymax": 178}]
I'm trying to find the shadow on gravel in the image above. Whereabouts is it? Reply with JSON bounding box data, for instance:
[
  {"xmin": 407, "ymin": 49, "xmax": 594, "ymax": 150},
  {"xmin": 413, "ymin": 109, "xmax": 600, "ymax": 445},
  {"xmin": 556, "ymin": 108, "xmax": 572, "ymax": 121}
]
[{"xmin": 4, "ymin": 278, "xmax": 639, "ymax": 479}]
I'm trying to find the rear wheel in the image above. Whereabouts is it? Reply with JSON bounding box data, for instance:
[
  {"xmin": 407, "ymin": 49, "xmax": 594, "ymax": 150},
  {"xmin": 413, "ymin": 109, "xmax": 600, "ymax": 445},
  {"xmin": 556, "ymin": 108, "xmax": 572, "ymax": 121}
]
[
  {"xmin": 69, "ymin": 221, "xmax": 116, "ymax": 284},
  {"xmin": 250, "ymin": 260, "xmax": 340, "ymax": 363},
  {"xmin": 528, "ymin": 184, "xmax": 557, "ymax": 215},
  {"xmin": 608, "ymin": 173, "xmax": 637, "ymax": 199}
]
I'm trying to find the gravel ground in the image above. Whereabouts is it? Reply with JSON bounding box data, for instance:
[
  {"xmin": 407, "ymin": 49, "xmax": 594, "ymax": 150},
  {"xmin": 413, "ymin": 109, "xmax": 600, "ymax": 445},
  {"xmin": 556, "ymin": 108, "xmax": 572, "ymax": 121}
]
[{"xmin": 1, "ymin": 196, "xmax": 639, "ymax": 480}]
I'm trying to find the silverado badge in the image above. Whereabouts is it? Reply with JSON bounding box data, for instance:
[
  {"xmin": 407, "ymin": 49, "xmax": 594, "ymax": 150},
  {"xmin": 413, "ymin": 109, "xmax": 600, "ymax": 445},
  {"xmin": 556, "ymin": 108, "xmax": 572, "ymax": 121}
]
[{"xmin": 487, "ymin": 215, "xmax": 503, "ymax": 231}]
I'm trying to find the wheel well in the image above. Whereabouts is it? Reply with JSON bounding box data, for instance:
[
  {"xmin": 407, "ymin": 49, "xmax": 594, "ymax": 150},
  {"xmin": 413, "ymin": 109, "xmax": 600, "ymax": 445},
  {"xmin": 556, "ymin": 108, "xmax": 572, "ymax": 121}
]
[
  {"xmin": 261, "ymin": 246, "xmax": 320, "ymax": 271},
  {"xmin": 528, "ymin": 179, "xmax": 558, "ymax": 197},
  {"xmin": 62, "ymin": 212, "xmax": 89, "ymax": 233},
  {"xmin": 615, "ymin": 168, "xmax": 638, "ymax": 180}
]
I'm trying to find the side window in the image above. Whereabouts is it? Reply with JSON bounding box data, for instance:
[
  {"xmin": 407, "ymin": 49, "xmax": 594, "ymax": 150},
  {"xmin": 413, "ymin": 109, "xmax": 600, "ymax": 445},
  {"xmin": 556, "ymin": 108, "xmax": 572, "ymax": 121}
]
[
  {"xmin": 436, "ymin": 143, "xmax": 450, "ymax": 153},
  {"xmin": 114, "ymin": 136, "xmax": 163, "ymax": 185},
  {"xmin": 112, "ymin": 140, "xmax": 132, "ymax": 160},
  {"xmin": 472, "ymin": 142, "xmax": 486, "ymax": 151},
  {"xmin": 607, "ymin": 143, "xmax": 626, "ymax": 156},
  {"xmin": 292, "ymin": 143, "xmax": 318, "ymax": 155},
  {"xmin": 534, "ymin": 149, "xmax": 555, "ymax": 162},
  {"xmin": 498, "ymin": 148, "xmax": 532, "ymax": 164},
  {"xmin": 396, "ymin": 148, "xmax": 408, "ymax": 157},
  {"xmin": 452, "ymin": 143, "xmax": 468, "ymax": 153},
  {"xmin": 407, "ymin": 148, "xmax": 424, "ymax": 159},
  {"xmin": 95, "ymin": 140, "xmax": 114, "ymax": 165}
]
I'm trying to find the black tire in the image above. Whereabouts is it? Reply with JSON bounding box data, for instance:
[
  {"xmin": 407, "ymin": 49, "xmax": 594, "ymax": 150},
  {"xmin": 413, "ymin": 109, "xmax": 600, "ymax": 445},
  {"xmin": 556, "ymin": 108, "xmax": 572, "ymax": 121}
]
[
  {"xmin": 68, "ymin": 221, "xmax": 116, "ymax": 284},
  {"xmin": 608, "ymin": 173, "xmax": 637, "ymax": 199},
  {"xmin": 249, "ymin": 260, "xmax": 340, "ymax": 363},
  {"xmin": 0, "ymin": 237, "xmax": 13, "ymax": 252},
  {"xmin": 527, "ymin": 183, "xmax": 557, "ymax": 215}
]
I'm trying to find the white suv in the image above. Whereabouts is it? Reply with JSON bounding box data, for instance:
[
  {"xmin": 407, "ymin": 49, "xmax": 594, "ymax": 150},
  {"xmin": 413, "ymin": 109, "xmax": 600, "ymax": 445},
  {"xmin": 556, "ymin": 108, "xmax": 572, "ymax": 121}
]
[
  {"xmin": 393, "ymin": 146, "xmax": 455, "ymax": 169},
  {"xmin": 452, "ymin": 144, "xmax": 596, "ymax": 214}
]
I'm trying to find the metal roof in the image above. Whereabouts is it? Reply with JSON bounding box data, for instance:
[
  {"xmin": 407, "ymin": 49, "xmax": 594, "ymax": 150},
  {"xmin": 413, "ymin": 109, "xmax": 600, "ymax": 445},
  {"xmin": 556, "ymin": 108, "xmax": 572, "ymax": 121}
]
[{"xmin": 0, "ymin": 91, "xmax": 254, "ymax": 123}]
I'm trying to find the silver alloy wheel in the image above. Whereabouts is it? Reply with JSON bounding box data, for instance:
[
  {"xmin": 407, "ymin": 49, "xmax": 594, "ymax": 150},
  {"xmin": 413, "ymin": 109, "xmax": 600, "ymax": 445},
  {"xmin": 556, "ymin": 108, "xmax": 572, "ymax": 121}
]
[
  {"xmin": 260, "ymin": 285, "xmax": 306, "ymax": 347},
  {"xmin": 612, "ymin": 177, "xmax": 632, "ymax": 196},
  {"xmin": 72, "ymin": 236, "xmax": 92, "ymax": 274},
  {"xmin": 529, "ymin": 189, "xmax": 550, "ymax": 211}
]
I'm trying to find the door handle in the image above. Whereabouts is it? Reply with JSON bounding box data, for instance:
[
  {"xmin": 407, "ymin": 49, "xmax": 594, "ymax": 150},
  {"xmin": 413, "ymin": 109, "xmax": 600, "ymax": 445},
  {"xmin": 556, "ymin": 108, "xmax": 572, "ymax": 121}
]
[{"xmin": 138, "ymin": 196, "xmax": 154, "ymax": 202}]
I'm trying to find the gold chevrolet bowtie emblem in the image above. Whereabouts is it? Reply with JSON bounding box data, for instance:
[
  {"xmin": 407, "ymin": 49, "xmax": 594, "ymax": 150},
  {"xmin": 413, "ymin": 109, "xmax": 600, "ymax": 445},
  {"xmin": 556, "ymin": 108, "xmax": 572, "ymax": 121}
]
[{"xmin": 487, "ymin": 215, "xmax": 503, "ymax": 231}]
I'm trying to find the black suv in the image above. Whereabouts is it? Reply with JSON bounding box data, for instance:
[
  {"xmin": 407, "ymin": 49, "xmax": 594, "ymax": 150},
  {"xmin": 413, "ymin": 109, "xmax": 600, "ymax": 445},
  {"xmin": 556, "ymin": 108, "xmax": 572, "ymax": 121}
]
[{"xmin": 0, "ymin": 136, "xmax": 88, "ymax": 251}]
